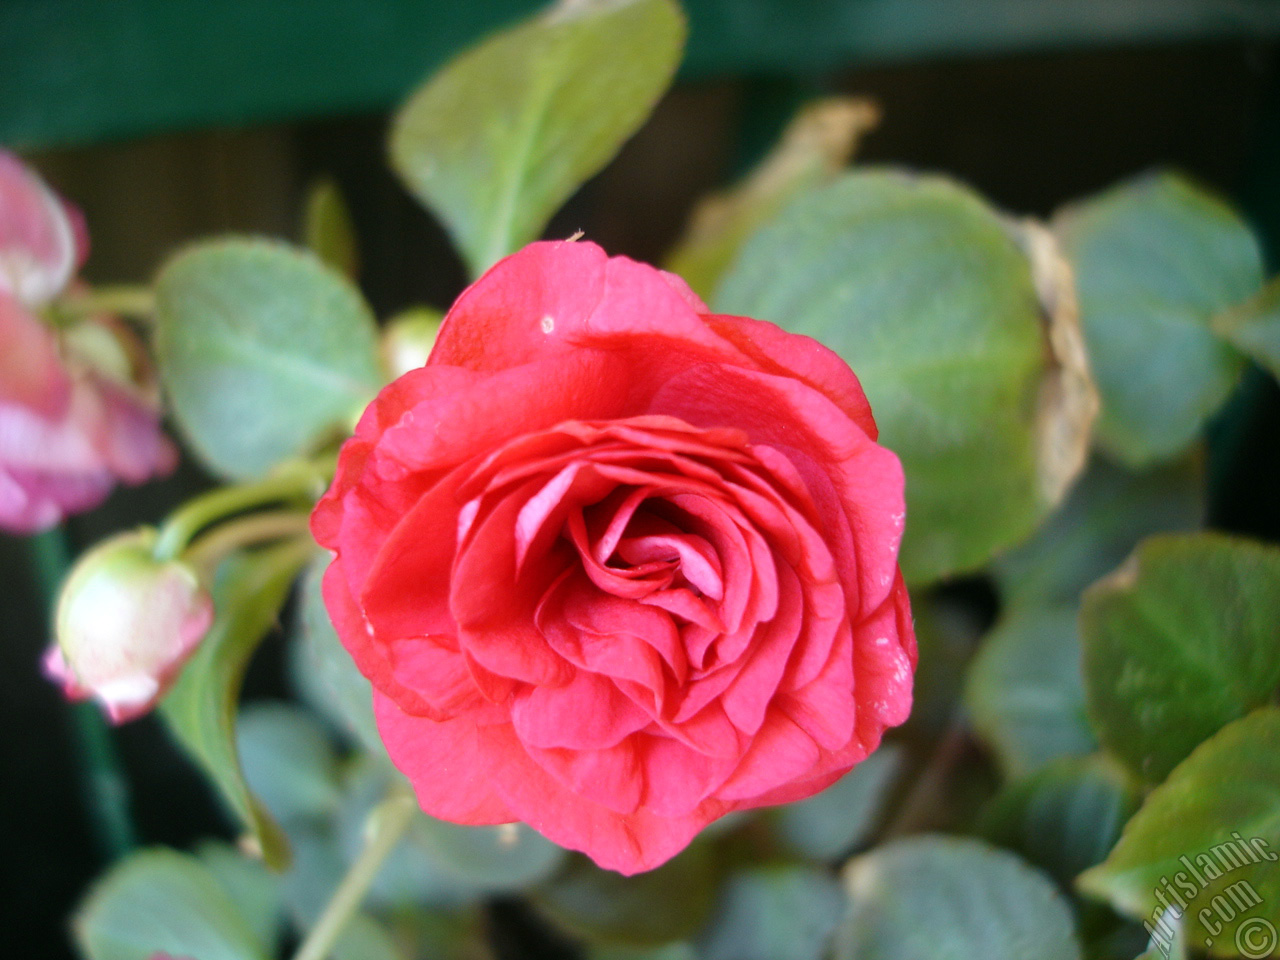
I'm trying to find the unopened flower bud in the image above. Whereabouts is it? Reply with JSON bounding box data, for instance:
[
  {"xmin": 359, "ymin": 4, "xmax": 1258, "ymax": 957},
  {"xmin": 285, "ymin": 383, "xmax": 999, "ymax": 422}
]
[
  {"xmin": 380, "ymin": 307, "xmax": 442, "ymax": 378},
  {"xmin": 44, "ymin": 529, "xmax": 213, "ymax": 722}
]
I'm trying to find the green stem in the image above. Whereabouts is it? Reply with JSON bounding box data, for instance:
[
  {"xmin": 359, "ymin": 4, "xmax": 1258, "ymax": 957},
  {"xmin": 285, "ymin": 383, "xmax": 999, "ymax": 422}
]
[
  {"xmin": 153, "ymin": 461, "xmax": 329, "ymax": 562},
  {"xmin": 30, "ymin": 527, "xmax": 136, "ymax": 859},
  {"xmin": 57, "ymin": 284, "xmax": 157, "ymax": 320},
  {"xmin": 292, "ymin": 786, "xmax": 416, "ymax": 960},
  {"xmin": 183, "ymin": 510, "xmax": 314, "ymax": 580}
]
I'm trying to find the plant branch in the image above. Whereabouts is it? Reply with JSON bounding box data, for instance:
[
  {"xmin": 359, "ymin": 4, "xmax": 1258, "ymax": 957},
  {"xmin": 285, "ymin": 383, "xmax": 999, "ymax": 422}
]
[
  {"xmin": 183, "ymin": 510, "xmax": 315, "ymax": 580},
  {"xmin": 291, "ymin": 785, "xmax": 416, "ymax": 960},
  {"xmin": 57, "ymin": 284, "xmax": 157, "ymax": 321},
  {"xmin": 153, "ymin": 461, "xmax": 330, "ymax": 563}
]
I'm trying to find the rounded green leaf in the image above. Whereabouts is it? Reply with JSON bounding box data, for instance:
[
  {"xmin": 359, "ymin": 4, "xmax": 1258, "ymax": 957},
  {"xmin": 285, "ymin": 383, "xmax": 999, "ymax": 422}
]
[
  {"xmin": 698, "ymin": 866, "xmax": 845, "ymax": 960},
  {"xmin": 716, "ymin": 170, "xmax": 1093, "ymax": 584},
  {"xmin": 73, "ymin": 848, "xmax": 267, "ymax": 960},
  {"xmin": 1080, "ymin": 532, "xmax": 1280, "ymax": 784},
  {"xmin": 994, "ymin": 454, "xmax": 1204, "ymax": 609},
  {"xmin": 1054, "ymin": 171, "xmax": 1261, "ymax": 466},
  {"xmin": 1079, "ymin": 708, "xmax": 1280, "ymax": 958},
  {"xmin": 238, "ymin": 701, "xmax": 341, "ymax": 824},
  {"xmin": 534, "ymin": 844, "xmax": 720, "ymax": 946},
  {"xmin": 835, "ymin": 836, "xmax": 1082, "ymax": 960},
  {"xmin": 773, "ymin": 744, "xmax": 903, "ymax": 861},
  {"xmin": 1214, "ymin": 274, "xmax": 1280, "ymax": 382},
  {"xmin": 195, "ymin": 841, "xmax": 285, "ymax": 955},
  {"xmin": 666, "ymin": 96, "xmax": 879, "ymax": 301},
  {"xmin": 978, "ymin": 754, "xmax": 1139, "ymax": 887},
  {"xmin": 155, "ymin": 238, "xmax": 382, "ymax": 479},
  {"xmin": 964, "ymin": 604, "xmax": 1096, "ymax": 778},
  {"xmin": 390, "ymin": 0, "xmax": 685, "ymax": 277}
]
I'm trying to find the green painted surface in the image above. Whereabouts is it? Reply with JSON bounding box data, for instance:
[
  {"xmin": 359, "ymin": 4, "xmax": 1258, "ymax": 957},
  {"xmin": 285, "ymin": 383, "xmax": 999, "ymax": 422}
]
[{"xmin": 3, "ymin": 0, "xmax": 1280, "ymax": 148}]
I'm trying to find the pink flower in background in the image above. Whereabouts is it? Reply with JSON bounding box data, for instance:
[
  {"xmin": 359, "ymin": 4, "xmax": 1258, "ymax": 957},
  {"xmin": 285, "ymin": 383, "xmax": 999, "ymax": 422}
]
[
  {"xmin": 0, "ymin": 151, "xmax": 176, "ymax": 534},
  {"xmin": 0, "ymin": 151, "xmax": 87, "ymax": 307},
  {"xmin": 314, "ymin": 240, "xmax": 916, "ymax": 874}
]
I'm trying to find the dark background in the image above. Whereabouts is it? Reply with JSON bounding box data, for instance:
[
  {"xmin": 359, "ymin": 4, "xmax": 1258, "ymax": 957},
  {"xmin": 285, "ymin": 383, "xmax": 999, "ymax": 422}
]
[{"xmin": 3, "ymin": 6, "xmax": 1280, "ymax": 956}]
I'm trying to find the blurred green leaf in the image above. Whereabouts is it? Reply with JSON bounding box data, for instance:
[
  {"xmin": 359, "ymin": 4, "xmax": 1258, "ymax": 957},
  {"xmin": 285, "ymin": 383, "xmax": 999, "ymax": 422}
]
[
  {"xmin": 196, "ymin": 840, "xmax": 285, "ymax": 954},
  {"xmin": 303, "ymin": 176, "xmax": 361, "ymax": 279},
  {"xmin": 717, "ymin": 170, "xmax": 1093, "ymax": 584},
  {"xmin": 978, "ymin": 754, "xmax": 1138, "ymax": 887},
  {"xmin": 1079, "ymin": 708, "xmax": 1280, "ymax": 957},
  {"xmin": 964, "ymin": 604, "xmax": 1096, "ymax": 778},
  {"xmin": 280, "ymin": 821, "xmax": 350, "ymax": 926},
  {"xmin": 698, "ymin": 865, "xmax": 844, "ymax": 960},
  {"xmin": 1213, "ymin": 274, "xmax": 1280, "ymax": 382},
  {"xmin": 835, "ymin": 836, "xmax": 1082, "ymax": 960},
  {"xmin": 331, "ymin": 915, "xmax": 406, "ymax": 960},
  {"xmin": 773, "ymin": 745, "xmax": 903, "ymax": 861},
  {"xmin": 238, "ymin": 701, "xmax": 341, "ymax": 823},
  {"xmin": 337, "ymin": 756, "xmax": 563, "ymax": 905},
  {"xmin": 590, "ymin": 946, "xmax": 698, "ymax": 960},
  {"xmin": 289, "ymin": 555, "xmax": 384, "ymax": 756},
  {"xmin": 534, "ymin": 844, "xmax": 719, "ymax": 946},
  {"xmin": 993, "ymin": 455, "xmax": 1204, "ymax": 609},
  {"xmin": 160, "ymin": 542, "xmax": 312, "ymax": 869},
  {"xmin": 278, "ymin": 820, "xmax": 407, "ymax": 960},
  {"xmin": 334, "ymin": 757, "xmax": 476, "ymax": 909},
  {"xmin": 155, "ymin": 238, "xmax": 382, "ymax": 478},
  {"xmin": 666, "ymin": 96, "xmax": 878, "ymax": 300},
  {"xmin": 73, "ymin": 848, "xmax": 266, "ymax": 960},
  {"xmin": 389, "ymin": 0, "xmax": 685, "ymax": 277},
  {"xmin": 1134, "ymin": 912, "xmax": 1187, "ymax": 960},
  {"xmin": 1054, "ymin": 170, "xmax": 1260, "ymax": 466},
  {"xmin": 411, "ymin": 815, "xmax": 566, "ymax": 893},
  {"xmin": 1080, "ymin": 532, "xmax": 1280, "ymax": 784}
]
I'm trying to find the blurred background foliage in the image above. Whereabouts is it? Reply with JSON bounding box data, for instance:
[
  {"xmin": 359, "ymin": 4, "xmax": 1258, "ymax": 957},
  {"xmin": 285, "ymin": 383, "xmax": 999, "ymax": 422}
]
[{"xmin": 4, "ymin": 2, "xmax": 1280, "ymax": 959}]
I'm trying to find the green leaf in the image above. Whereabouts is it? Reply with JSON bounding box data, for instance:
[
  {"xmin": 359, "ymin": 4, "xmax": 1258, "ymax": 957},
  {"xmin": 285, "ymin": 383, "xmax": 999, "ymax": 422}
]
[
  {"xmin": 389, "ymin": 0, "xmax": 685, "ymax": 277},
  {"xmin": 1135, "ymin": 912, "xmax": 1188, "ymax": 960},
  {"xmin": 534, "ymin": 844, "xmax": 720, "ymax": 946},
  {"xmin": 834, "ymin": 836, "xmax": 1083, "ymax": 960},
  {"xmin": 332, "ymin": 758, "xmax": 478, "ymax": 909},
  {"xmin": 964, "ymin": 604, "xmax": 1096, "ymax": 778},
  {"xmin": 772, "ymin": 744, "xmax": 903, "ymax": 861},
  {"xmin": 1054, "ymin": 170, "xmax": 1260, "ymax": 466},
  {"xmin": 1079, "ymin": 708, "xmax": 1280, "ymax": 957},
  {"xmin": 238, "ymin": 701, "xmax": 341, "ymax": 823},
  {"xmin": 289, "ymin": 555, "xmax": 384, "ymax": 755},
  {"xmin": 590, "ymin": 946, "xmax": 697, "ymax": 960},
  {"xmin": 336, "ymin": 756, "xmax": 563, "ymax": 904},
  {"xmin": 666, "ymin": 96, "xmax": 878, "ymax": 301},
  {"xmin": 303, "ymin": 176, "xmax": 360, "ymax": 279},
  {"xmin": 1080, "ymin": 532, "xmax": 1280, "ymax": 784},
  {"xmin": 993, "ymin": 454, "xmax": 1204, "ymax": 609},
  {"xmin": 155, "ymin": 238, "xmax": 382, "ymax": 479},
  {"xmin": 331, "ymin": 915, "xmax": 406, "ymax": 960},
  {"xmin": 716, "ymin": 170, "xmax": 1094, "ymax": 584},
  {"xmin": 978, "ymin": 754, "xmax": 1139, "ymax": 887},
  {"xmin": 195, "ymin": 841, "xmax": 285, "ymax": 955},
  {"xmin": 1213, "ymin": 274, "xmax": 1280, "ymax": 381},
  {"xmin": 698, "ymin": 866, "xmax": 845, "ymax": 960},
  {"xmin": 73, "ymin": 848, "xmax": 267, "ymax": 960},
  {"xmin": 277, "ymin": 818, "xmax": 409, "ymax": 960},
  {"xmin": 160, "ymin": 541, "xmax": 312, "ymax": 869}
]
